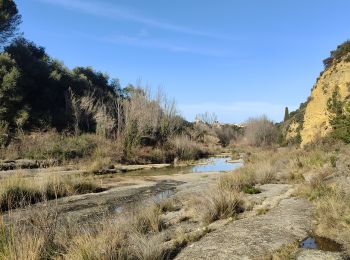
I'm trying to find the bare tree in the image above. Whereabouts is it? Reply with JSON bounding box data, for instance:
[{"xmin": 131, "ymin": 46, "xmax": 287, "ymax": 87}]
[
  {"xmin": 243, "ymin": 115, "xmax": 279, "ymax": 146},
  {"xmin": 195, "ymin": 111, "xmax": 218, "ymax": 125}
]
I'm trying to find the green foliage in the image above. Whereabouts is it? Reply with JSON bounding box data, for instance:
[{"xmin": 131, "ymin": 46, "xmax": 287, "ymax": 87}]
[
  {"xmin": 0, "ymin": 121, "xmax": 8, "ymax": 147},
  {"xmin": 323, "ymin": 40, "xmax": 350, "ymax": 69},
  {"xmin": 330, "ymin": 155, "xmax": 337, "ymax": 168},
  {"xmin": 284, "ymin": 107, "xmax": 289, "ymax": 122},
  {"xmin": 327, "ymin": 86, "xmax": 350, "ymax": 143},
  {"xmin": 21, "ymin": 133, "xmax": 100, "ymax": 162},
  {"xmin": 0, "ymin": 0, "xmax": 21, "ymax": 45},
  {"xmin": 0, "ymin": 2, "xmax": 209, "ymax": 163},
  {"xmin": 242, "ymin": 185, "xmax": 261, "ymax": 194},
  {"xmin": 0, "ymin": 52, "xmax": 26, "ymax": 128}
]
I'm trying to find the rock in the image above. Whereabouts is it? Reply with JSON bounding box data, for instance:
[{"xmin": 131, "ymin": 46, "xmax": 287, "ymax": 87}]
[
  {"xmin": 0, "ymin": 159, "xmax": 60, "ymax": 171},
  {"xmin": 301, "ymin": 61, "xmax": 350, "ymax": 146},
  {"xmin": 176, "ymin": 197, "xmax": 313, "ymax": 259},
  {"xmin": 296, "ymin": 249, "xmax": 345, "ymax": 260}
]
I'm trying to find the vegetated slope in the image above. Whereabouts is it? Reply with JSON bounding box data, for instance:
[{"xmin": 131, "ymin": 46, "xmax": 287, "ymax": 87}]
[{"xmin": 283, "ymin": 40, "xmax": 350, "ymax": 146}]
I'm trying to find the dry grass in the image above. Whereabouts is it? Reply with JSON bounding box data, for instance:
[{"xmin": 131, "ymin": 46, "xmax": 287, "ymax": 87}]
[
  {"xmin": 168, "ymin": 135, "xmax": 212, "ymax": 161},
  {"xmin": 156, "ymin": 197, "xmax": 180, "ymax": 213},
  {"xmin": 131, "ymin": 203, "xmax": 165, "ymax": 234},
  {"xmin": 196, "ymin": 189, "xmax": 244, "ymax": 225},
  {"xmin": 253, "ymin": 161, "xmax": 275, "ymax": 184},
  {"xmin": 269, "ymin": 241, "xmax": 299, "ymax": 260},
  {"xmin": 0, "ymin": 131, "xmax": 122, "ymax": 163},
  {"xmin": 65, "ymin": 220, "xmax": 127, "ymax": 260},
  {"xmin": 0, "ymin": 174, "xmax": 100, "ymax": 211},
  {"xmin": 218, "ymin": 167, "xmax": 256, "ymax": 192},
  {"xmin": 128, "ymin": 232, "xmax": 165, "ymax": 260},
  {"xmin": 314, "ymin": 186, "xmax": 350, "ymax": 253}
]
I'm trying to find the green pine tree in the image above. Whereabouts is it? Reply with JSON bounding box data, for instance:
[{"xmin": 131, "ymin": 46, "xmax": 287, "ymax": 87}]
[{"xmin": 284, "ymin": 107, "xmax": 289, "ymax": 122}]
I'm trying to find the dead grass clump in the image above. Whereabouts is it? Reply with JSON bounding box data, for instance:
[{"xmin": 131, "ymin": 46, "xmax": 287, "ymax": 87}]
[
  {"xmin": 130, "ymin": 203, "xmax": 165, "ymax": 234},
  {"xmin": 156, "ymin": 198, "xmax": 179, "ymax": 213},
  {"xmin": 128, "ymin": 232, "xmax": 165, "ymax": 260},
  {"xmin": 65, "ymin": 221, "xmax": 127, "ymax": 260},
  {"xmin": 269, "ymin": 241, "xmax": 299, "ymax": 260},
  {"xmin": 0, "ymin": 176, "xmax": 42, "ymax": 211},
  {"xmin": 296, "ymin": 169, "xmax": 333, "ymax": 201},
  {"xmin": 0, "ymin": 205, "xmax": 66, "ymax": 259},
  {"xmin": 253, "ymin": 161, "xmax": 276, "ymax": 184},
  {"xmin": 315, "ymin": 186, "xmax": 350, "ymax": 252},
  {"xmin": 0, "ymin": 219, "xmax": 44, "ymax": 260},
  {"xmin": 218, "ymin": 168, "xmax": 256, "ymax": 192},
  {"xmin": 0, "ymin": 174, "xmax": 100, "ymax": 211},
  {"xmin": 200, "ymin": 189, "xmax": 244, "ymax": 225}
]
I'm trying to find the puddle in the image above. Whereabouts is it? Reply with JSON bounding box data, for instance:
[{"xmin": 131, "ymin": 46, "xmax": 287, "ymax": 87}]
[
  {"xmin": 153, "ymin": 189, "xmax": 175, "ymax": 203},
  {"xmin": 190, "ymin": 157, "xmax": 242, "ymax": 173},
  {"xmin": 114, "ymin": 206, "xmax": 123, "ymax": 213},
  {"xmin": 300, "ymin": 236, "xmax": 343, "ymax": 252}
]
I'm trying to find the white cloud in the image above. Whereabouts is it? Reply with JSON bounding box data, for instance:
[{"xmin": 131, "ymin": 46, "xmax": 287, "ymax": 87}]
[
  {"xmin": 37, "ymin": 0, "xmax": 233, "ymax": 40},
  {"xmin": 178, "ymin": 102, "xmax": 298, "ymax": 123}
]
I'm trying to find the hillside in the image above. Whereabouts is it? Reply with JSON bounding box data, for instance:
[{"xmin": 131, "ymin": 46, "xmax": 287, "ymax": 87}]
[{"xmin": 283, "ymin": 41, "xmax": 350, "ymax": 146}]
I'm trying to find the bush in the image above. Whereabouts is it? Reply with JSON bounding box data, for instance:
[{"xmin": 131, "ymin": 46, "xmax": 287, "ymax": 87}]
[
  {"xmin": 323, "ymin": 40, "xmax": 350, "ymax": 68},
  {"xmin": 327, "ymin": 86, "xmax": 350, "ymax": 143},
  {"xmin": 168, "ymin": 135, "xmax": 210, "ymax": 161},
  {"xmin": 1, "ymin": 131, "xmax": 122, "ymax": 163},
  {"xmin": 243, "ymin": 116, "xmax": 279, "ymax": 147}
]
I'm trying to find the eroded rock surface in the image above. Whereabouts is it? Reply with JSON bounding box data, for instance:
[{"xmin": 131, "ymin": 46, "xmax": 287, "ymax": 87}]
[
  {"xmin": 176, "ymin": 191, "xmax": 313, "ymax": 260},
  {"xmin": 296, "ymin": 249, "xmax": 345, "ymax": 260}
]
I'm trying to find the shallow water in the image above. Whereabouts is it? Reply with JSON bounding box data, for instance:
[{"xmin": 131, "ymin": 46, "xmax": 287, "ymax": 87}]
[
  {"xmin": 191, "ymin": 157, "xmax": 242, "ymax": 173},
  {"xmin": 300, "ymin": 236, "xmax": 343, "ymax": 252},
  {"xmin": 153, "ymin": 189, "xmax": 175, "ymax": 202},
  {"xmin": 123, "ymin": 157, "xmax": 242, "ymax": 176}
]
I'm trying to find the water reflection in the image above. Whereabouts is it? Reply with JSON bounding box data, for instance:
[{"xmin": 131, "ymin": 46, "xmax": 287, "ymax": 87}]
[{"xmin": 191, "ymin": 157, "xmax": 242, "ymax": 173}]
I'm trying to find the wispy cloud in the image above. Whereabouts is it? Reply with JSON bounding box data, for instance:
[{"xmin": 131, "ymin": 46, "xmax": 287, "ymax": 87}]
[
  {"xmin": 100, "ymin": 34, "xmax": 231, "ymax": 57},
  {"xmin": 37, "ymin": 0, "xmax": 232, "ymax": 40},
  {"xmin": 178, "ymin": 102, "xmax": 298, "ymax": 123}
]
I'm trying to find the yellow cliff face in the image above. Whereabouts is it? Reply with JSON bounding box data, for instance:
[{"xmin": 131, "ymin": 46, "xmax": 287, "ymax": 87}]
[
  {"xmin": 301, "ymin": 61, "xmax": 350, "ymax": 146},
  {"xmin": 286, "ymin": 121, "xmax": 299, "ymax": 140}
]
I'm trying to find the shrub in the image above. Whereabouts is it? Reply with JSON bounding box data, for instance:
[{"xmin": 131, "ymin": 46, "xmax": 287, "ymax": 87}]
[
  {"xmin": 168, "ymin": 135, "xmax": 210, "ymax": 161},
  {"xmin": 243, "ymin": 116, "xmax": 279, "ymax": 147},
  {"xmin": 327, "ymin": 86, "xmax": 350, "ymax": 143},
  {"xmin": 1, "ymin": 131, "xmax": 122, "ymax": 163},
  {"xmin": 242, "ymin": 185, "xmax": 261, "ymax": 194},
  {"xmin": 323, "ymin": 40, "xmax": 350, "ymax": 68}
]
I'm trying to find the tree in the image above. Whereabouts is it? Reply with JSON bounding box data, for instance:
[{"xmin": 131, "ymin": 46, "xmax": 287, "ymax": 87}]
[
  {"xmin": 0, "ymin": 0, "xmax": 22, "ymax": 46},
  {"xmin": 195, "ymin": 111, "xmax": 218, "ymax": 125},
  {"xmin": 284, "ymin": 107, "xmax": 289, "ymax": 122},
  {"xmin": 327, "ymin": 86, "xmax": 350, "ymax": 143},
  {"xmin": 244, "ymin": 116, "xmax": 279, "ymax": 146},
  {"xmin": 0, "ymin": 52, "xmax": 23, "ymax": 127}
]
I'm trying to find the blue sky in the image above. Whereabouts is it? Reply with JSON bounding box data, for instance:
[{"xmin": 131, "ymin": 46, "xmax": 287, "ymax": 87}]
[{"xmin": 16, "ymin": 0, "xmax": 350, "ymax": 123}]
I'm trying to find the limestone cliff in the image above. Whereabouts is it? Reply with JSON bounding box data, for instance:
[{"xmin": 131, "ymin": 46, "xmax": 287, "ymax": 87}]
[{"xmin": 300, "ymin": 61, "xmax": 350, "ymax": 146}]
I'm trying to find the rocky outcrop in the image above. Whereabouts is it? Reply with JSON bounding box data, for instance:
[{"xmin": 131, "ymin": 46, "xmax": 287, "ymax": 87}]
[
  {"xmin": 176, "ymin": 185, "xmax": 313, "ymax": 259},
  {"xmin": 300, "ymin": 61, "xmax": 350, "ymax": 146}
]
